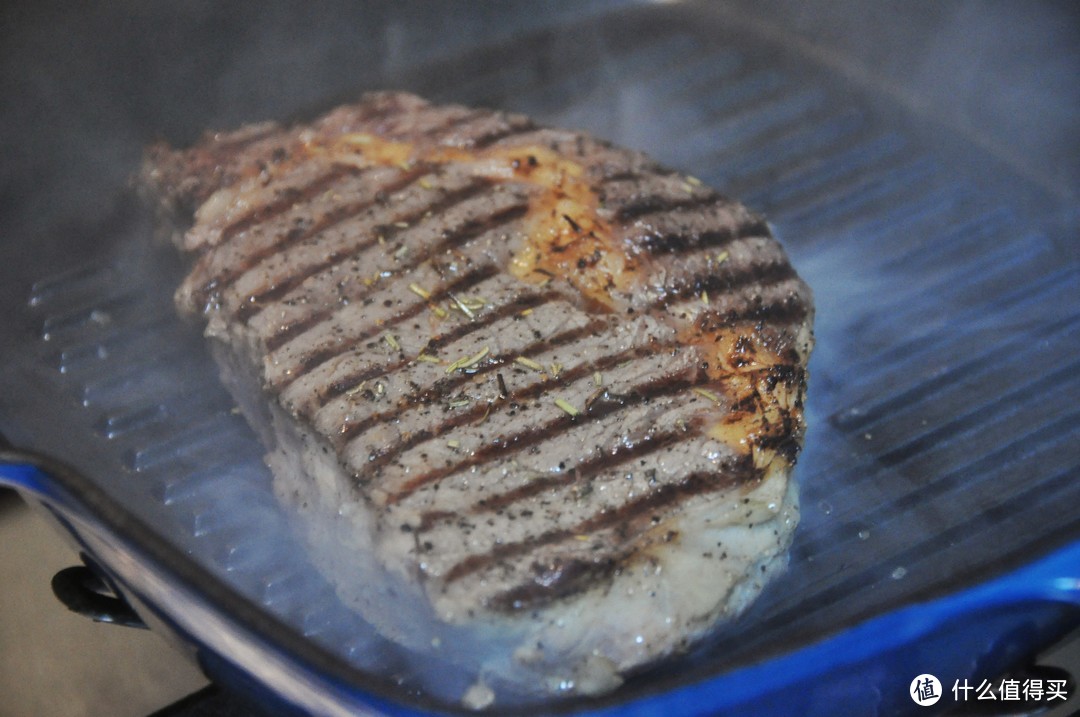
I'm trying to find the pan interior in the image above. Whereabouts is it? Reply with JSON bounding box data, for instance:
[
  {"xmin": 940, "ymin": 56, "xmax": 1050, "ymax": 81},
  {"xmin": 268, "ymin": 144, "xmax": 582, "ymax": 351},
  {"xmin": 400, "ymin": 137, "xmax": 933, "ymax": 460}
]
[{"xmin": 0, "ymin": 1, "xmax": 1077, "ymax": 711}]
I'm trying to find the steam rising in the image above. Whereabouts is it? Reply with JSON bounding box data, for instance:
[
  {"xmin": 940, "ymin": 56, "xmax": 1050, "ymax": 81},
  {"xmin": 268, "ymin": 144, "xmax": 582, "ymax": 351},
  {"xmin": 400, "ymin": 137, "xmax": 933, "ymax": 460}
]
[{"xmin": 1, "ymin": 0, "xmax": 1077, "ymax": 713}]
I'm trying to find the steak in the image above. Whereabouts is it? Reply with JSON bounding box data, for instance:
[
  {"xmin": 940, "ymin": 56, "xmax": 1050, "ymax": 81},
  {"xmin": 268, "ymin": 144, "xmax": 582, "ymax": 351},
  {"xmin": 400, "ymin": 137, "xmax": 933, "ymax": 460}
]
[{"xmin": 141, "ymin": 91, "xmax": 813, "ymax": 706}]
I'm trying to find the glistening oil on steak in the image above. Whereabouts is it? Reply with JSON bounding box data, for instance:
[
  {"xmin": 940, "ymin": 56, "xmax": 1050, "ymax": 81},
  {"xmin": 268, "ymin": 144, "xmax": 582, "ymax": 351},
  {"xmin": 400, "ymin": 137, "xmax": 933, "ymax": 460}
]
[{"xmin": 140, "ymin": 92, "xmax": 813, "ymax": 707}]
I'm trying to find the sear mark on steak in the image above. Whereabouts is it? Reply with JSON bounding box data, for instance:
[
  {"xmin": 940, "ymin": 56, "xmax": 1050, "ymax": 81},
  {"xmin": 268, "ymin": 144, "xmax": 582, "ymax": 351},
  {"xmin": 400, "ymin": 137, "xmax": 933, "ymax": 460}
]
[{"xmin": 140, "ymin": 91, "xmax": 814, "ymax": 705}]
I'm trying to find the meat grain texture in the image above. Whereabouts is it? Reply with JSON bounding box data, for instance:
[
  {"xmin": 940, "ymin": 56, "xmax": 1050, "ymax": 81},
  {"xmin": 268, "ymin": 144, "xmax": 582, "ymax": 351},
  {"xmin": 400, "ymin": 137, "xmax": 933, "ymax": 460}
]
[{"xmin": 141, "ymin": 92, "xmax": 814, "ymax": 706}]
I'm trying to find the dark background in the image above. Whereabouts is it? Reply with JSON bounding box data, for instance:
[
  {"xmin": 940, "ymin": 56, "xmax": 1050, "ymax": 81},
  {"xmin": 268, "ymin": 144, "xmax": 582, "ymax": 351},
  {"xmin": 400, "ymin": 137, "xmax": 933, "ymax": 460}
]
[{"xmin": 1, "ymin": 1, "xmax": 1076, "ymax": 253}]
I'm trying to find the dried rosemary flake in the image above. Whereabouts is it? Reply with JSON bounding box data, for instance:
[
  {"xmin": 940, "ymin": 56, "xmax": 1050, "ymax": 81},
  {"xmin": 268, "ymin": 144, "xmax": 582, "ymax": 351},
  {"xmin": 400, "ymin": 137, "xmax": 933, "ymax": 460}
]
[
  {"xmin": 550, "ymin": 361, "xmax": 563, "ymax": 377},
  {"xmin": 419, "ymin": 178, "xmax": 433, "ymax": 190},
  {"xmin": 448, "ymin": 292, "xmax": 476, "ymax": 319},
  {"xmin": 448, "ymin": 398, "xmax": 471, "ymax": 409},
  {"xmin": 554, "ymin": 398, "xmax": 580, "ymax": 417},
  {"xmin": 430, "ymin": 304, "xmax": 448, "ymax": 318},
  {"xmin": 416, "ymin": 353, "xmax": 441, "ymax": 364},
  {"xmin": 514, "ymin": 356, "xmax": 544, "ymax": 372},
  {"xmin": 393, "ymin": 221, "xmax": 410, "ymax": 229},
  {"xmin": 593, "ymin": 371, "xmax": 603, "ymax": 387},
  {"xmin": 692, "ymin": 387, "xmax": 722, "ymax": 404},
  {"xmin": 344, "ymin": 381, "xmax": 367, "ymax": 397},
  {"xmin": 463, "ymin": 346, "xmax": 490, "ymax": 368},
  {"xmin": 686, "ymin": 175, "xmax": 702, "ymax": 186},
  {"xmin": 701, "ymin": 290, "xmax": 709, "ymax": 305},
  {"xmin": 681, "ymin": 182, "xmax": 695, "ymax": 194},
  {"xmin": 715, "ymin": 250, "xmax": 729, "ymax": 264},
  {"xmin": 459, "ymin": 296, "xmax": 486, "ymax": 309},
  {"xmin": 384, "ymin": 333, "xmax": 401, "ymax": 351},
  {"xmin": 519, "ymin": 308, "xmax": 534, "ymax": 316},
  {"xmin": 408, "ymin": 283, "xmax": 431, "ymax": 300},
  {"xmin": 393, "ymin": 245, "xmax": 409, "ymax": 259},
  {"xmin": 446, "ymin": 439, "xmax": 461, "ymax": 449},
  {"xmin": 445, "ymin": 346, "xmax": 490, "ymax": 373},
  {"xmin": 574, "ymin": 535, "xmax": 590, "ymax": 542}
]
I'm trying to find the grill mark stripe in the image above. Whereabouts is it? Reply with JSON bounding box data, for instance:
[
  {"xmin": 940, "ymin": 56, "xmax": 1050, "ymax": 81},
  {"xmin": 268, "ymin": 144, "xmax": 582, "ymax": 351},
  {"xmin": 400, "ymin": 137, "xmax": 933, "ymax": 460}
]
[
  {"xmin": 366, "ymin": 342, "xmax": 665, "ymax": 476},
  {"xmin": 207, "ymin": 123, "xmax": 283, "ymax": 156},
  {"xmin": 192, "ymin": 167, "xmax": 426, "ymax": 310},
  {"xmin": 488, "ymin": 554, "xmax": 625, "ymax": 611},
  {"xmin": 281, "ymin": 264, "xmax": 500, "ymax": 387},
  {"xmin": 376, "ymin": 102, "xmax": 497, "ymax": 143},
  {"xmin": 443, "ymin": 465, "xmax": 755, "ymax": 585},
  {"xmin": 417, "ymin": 108, "xmax": 492, "ymax": 138},
  {"xmin": 212, "ymin": 97, "xmax": 402, "ymax": 169},
  {"xmin": 598, "ymin": 169, "xmax": 650, "ymax": 185},
  {"xmin": 656, "ymin": 261, "xmax": 798, "ymax": 304},
  {"xmin": 377, "ymin": 336, "xmax": 804, "ymax": 506},
  {"xmin": 640, "ymin": 217, "xmax": 771, "ymax": 256},
  {"xmin": 158, "ymin": 112, "xmax": 415, "ymax": 250},
  {"xmin": 324, "ymin": 261, "xmax": 803, "ymax": 482},
  {"xmin": 314, "ymin": 93, "xmax": 419, "ymax": 134},
  {"xmin": 422, "ymin": 290, "xmax": 560, "ymax": 353},
  {"xmin": 335, "ymin": 316, "xmax": 609, "ymax": 444},
  {"xmin": 265, "ymin": 201, "xmax": 528, "ymax": 353},
  {"xmin": 199, "ymin": 101, "xmax": 528, "ymax": 309},
  {"xmin": 234, "ymin": 179, "xmax": 493, "ymax": 323},
  {"xmin": 470, "ymin": 120, "xmax": 540, "ymax": 149},
  {"xmin": 356, "ymin": 292, "xmax": 806, "ymax": 472},
  {"xmin": 723, "ymin": 295, "xmax": 810, "ymax": 326},
  {"xmin": 418, "ymin": 427, "xmax": 699, "ymax": 531},
  {"xmin": 217, "ymin": 164, "xmax": 358, "ymax": 245},
  {"xmin": 615, "ymin": 191, "xmax": 725, "ymax": 221},
  {"xmin": 384, "ymin": 370, "xmax": 699, "ymax": 504},
  {"xmin": 162, "ymin": 96, "xmax": 817, "ymax": 619},
  {"xmin": 318, "ymin": 290, "xmax": 560, "ymax": 406},
  {"xmin": 172, "ymin": 126, "xmax": 293, "ymax": 210}
]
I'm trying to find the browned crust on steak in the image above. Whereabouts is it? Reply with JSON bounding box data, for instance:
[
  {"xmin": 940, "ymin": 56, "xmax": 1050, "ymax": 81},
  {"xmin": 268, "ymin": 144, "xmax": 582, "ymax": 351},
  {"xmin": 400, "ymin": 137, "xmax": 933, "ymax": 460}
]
[{"xmin": 142, "ymin": 93, "xmax": 813, "ymax": 690}]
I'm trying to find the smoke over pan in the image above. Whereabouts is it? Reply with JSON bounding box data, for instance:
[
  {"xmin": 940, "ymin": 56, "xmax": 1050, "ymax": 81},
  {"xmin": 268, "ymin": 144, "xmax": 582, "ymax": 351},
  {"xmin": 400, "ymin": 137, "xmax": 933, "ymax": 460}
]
[{"xmin": 0, "ymin": 1, "xmax": 1077, "ymax": 714}]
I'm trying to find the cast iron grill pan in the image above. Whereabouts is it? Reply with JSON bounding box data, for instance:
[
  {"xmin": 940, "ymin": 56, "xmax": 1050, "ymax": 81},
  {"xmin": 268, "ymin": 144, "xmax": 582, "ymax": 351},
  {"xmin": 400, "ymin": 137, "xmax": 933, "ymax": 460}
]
[{"xmin": 1, "ymin": 2, "xmax": 1077, "ymax": 712}]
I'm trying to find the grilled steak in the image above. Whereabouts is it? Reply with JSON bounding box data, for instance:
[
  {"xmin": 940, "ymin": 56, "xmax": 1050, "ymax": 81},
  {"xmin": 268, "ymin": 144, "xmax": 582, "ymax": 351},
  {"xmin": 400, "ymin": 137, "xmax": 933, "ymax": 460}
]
[{"xmin": 141, "ymin": 91, "xmax": 813, "ymax": 705}]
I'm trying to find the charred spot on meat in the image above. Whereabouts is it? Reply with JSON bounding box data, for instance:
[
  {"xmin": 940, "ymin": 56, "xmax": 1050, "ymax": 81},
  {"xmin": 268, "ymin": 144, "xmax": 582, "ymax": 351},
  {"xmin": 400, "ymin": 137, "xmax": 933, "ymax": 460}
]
[{"xmin": 140, "ymin": 91, "xmax": 814, "ymax": 704}]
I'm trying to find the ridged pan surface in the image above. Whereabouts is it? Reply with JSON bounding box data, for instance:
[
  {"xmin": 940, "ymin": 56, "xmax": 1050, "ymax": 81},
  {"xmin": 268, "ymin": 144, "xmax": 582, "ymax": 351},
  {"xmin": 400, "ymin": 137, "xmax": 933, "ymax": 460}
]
[{"xmin": 1, "ymin": 2, "xmax": 1077, "ymax": 711}]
